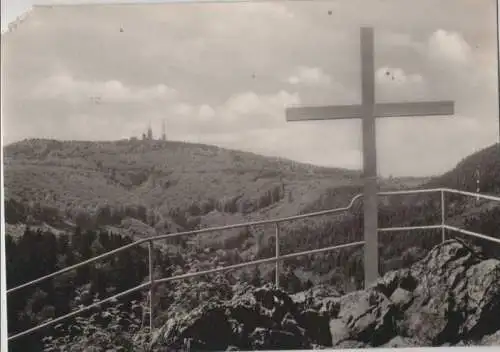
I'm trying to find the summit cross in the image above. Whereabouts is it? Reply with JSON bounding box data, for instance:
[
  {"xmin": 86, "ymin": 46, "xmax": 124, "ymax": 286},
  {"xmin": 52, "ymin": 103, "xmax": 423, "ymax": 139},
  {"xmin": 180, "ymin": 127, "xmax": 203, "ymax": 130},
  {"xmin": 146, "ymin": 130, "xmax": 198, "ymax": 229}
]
[{"xmin": 285, "ymin": 27, "xmax": 455, "ymax": 288}]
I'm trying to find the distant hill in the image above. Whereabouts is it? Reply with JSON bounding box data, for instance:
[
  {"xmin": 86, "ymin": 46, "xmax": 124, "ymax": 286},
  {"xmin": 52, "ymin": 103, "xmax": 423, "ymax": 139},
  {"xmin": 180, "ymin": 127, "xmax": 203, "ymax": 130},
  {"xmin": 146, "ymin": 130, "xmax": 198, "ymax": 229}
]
[
  {"xmin": 425, "ymin": 143, "xmax": 500, "ymax": 195},
  {"xmin": 4, "ymin": 140, "xmax": 500, "ymax": 350},
  {"xmin": 260, "ymin": 142, "xmax": 500, "ymax": 289},
  {"xmin": 4, "ymin": 139, "xmax": 496, "ymax": 250},
  {"xmin": 3, "ymin": 138, "xmax": 361, "ymax": 210},
  {"xmin": 3, "ymin": 139, "xmax": 361, "ymax": 240},
  {"xmin": 3, "ymin": 137, "xmax": 437, "ymax": 259}
]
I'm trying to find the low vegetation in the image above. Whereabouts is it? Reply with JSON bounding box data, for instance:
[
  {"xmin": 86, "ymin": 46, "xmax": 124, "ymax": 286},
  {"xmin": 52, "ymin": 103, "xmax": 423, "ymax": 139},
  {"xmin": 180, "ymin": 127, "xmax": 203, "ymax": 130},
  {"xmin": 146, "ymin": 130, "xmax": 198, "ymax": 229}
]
[{"xmin": 3, "ymin": 139, "xmax": 499, "ymax": 350}]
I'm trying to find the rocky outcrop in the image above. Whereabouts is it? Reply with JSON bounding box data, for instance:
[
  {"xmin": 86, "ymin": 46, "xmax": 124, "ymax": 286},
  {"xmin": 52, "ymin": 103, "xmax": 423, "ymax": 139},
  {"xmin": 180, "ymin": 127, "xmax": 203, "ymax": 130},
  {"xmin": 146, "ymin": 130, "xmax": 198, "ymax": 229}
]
[
  {"xmin": 156, "ymin": 286, "xmax": 312, "ymax": 350},
  {"xmin": 370, "ymin": 239, "xmax": 500, "ymax": 346},
  {"xmin": 152, "ymin": 240, "xmax": 500, "ymax": 350}
]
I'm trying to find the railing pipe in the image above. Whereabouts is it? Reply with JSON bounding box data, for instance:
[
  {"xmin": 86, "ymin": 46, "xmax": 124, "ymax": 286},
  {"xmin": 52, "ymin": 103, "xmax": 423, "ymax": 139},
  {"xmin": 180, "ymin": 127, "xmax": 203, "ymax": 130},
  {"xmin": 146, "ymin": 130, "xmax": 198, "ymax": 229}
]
[
  {"xmin": 7, "ymin": 240, "xmax": 145, "ymax": 294},
  {"xmin": 275, "ymin": 223, "xmax": 280, "ymax": 288},
  {"xmin": 378, "ymin": 225, "xmax": 442, "ymax": 233},
  {"xmin": 8, "ymin": 241, "xmax": 365, "ymax": 341},
  {"xmin": 153, "ymin": 241, "xmax": 365, "ymax": 286},
  {"xmin": 8, "ymin": 283, "xmax": 150, "ymax": 342},
  {"xmin": 6, "ymin": 188, "xmax": 500, "ymax": 342},
  {"xmin": 9, "ymin": 188, "xmax": 499, "ymax": 296},
  {"xmin": 151, "ymin": 194, "xmax": 365, "ymax": 243},
  {"xmin": 444, "ymin": 225, "xmax": 500, "ymax": 245},
  {"xmin": 442, "ymin": 188, "xmax": 500, "ymax": 202},
  {"xmin": 7, "ymin": 193, "xmax": 366, "ymax": 295},
  {"xmin": 441, "ymin": 190, "xmax": 446, "ymax": 243},
  {"xmin": 148, "ymin": 240, "xmax": 154, "ymax": 333}
]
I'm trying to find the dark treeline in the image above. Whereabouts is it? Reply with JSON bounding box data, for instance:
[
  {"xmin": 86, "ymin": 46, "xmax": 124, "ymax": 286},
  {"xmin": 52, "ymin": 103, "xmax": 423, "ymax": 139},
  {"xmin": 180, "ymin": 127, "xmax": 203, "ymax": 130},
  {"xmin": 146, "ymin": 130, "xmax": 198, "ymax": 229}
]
[
  {"xmin": 4, "ymin": 182, "xmax": 286, "ymax": 233},
  {"xmin": 5, "ymin": 227, "xmax": 180, "ymax": 352},
  {"xmin": 4, "ymin": 197, "xmax": 155, "ymax": 230}
]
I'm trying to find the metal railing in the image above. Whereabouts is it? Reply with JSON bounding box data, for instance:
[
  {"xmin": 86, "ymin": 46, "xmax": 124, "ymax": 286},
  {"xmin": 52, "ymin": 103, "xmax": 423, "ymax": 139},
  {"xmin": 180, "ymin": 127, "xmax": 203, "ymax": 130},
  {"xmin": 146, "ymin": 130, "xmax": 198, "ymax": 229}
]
[{"xmin": 6, "ymin": 187, "xmax": 500, "ymax": 342}]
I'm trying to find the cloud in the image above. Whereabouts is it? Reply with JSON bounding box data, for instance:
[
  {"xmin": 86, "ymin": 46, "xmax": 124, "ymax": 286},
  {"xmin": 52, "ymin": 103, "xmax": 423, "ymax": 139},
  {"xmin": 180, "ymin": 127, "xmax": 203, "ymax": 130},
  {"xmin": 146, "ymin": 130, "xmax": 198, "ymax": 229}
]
[
  {"xmin": 32, "ymin": 73, "xmax": 177, "ymax": 104},
  {"xmin": 169, "ymin": 90, "xmax": 301, "ymax": 135},
  {"xmin": 427, "ymin": 29, "xmax": 472, "ymax": 66},
  {"xmin": 215, "ymin": 90, "xmax": 300, "ymax": 128},
  {"xmin": 375, "ymin": 66, "xmax": 429, "ymax": 101},
  {"xmin": 379, "ymin": 32, "xmax": 419, "ymax": 48},
  {"xmin": 172, "ymin": 103, "xmax": 194, "ymax": 116},
  {"xmin": 376, "ymin": 67, "xmax": 423, "ymax": 85},
  {"xmin": 3, "ymin": 1, "xmax": 498, "ymax": 177},
  {"xmin": 198, "ymin": 104, "xmax": 216, "ymax": 122},
  {"xmin": 287, "ymin": 66, "xmax": 332, "ymax": 87},
  {"xmin": 376, "ymin": 114, "xmax": 497, "ymax": 176}
]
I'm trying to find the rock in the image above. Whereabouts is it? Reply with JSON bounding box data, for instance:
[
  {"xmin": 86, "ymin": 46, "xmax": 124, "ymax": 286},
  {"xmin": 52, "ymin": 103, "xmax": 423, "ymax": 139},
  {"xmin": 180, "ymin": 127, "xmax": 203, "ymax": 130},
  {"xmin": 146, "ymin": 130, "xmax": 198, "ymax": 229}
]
[
  {"xmin": 370, "ymin": 240, "xmax": 500, "ymax": 346},
  {"xmin": 329, "ymin": 318, "xmax": 350, "ymax": 346},
  {"xmin": 478, "ymin": 330, "xmax": 500, "ymax": 345},
  {"xmin": 389, "ymin": 288, "xmax": 413, "ymax": 309},
  {"xmin": 157, "ymin": 286, "xmax": 312, "ymax": 350},
  {"xmin": 299, "ymin": 309, "xmax": 332, "ymax": 347},
  {"xmin": 336, "ymin": 340, "xmax": 367, "ymax": 348},
  {"xmin": 160, "ymin": 303, "xmax": 233, "ymax": 350},
  {"xmin": 154, "ymin": 240, "xmax": 500, "ymax": 350},
  {"xmin": 332, "ymin": 290, "xmax": 397, "ymax": 346},
  {"xmin": 402, "ymin": 241, "xmax": 500, "ymax": 345},
  {"xmin": 382, "ymin": 335, "xmax": 420, "ymax": 347},
  {"xmin": 250, "ymin": 327, "xmax": 309, "ymax": 350}
]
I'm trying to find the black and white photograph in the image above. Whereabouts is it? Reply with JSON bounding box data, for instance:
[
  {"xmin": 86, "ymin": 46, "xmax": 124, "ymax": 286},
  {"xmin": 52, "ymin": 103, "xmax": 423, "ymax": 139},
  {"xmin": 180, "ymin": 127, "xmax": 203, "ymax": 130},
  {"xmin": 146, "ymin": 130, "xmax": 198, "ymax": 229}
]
[{"xmin": 1, "ymin": 0, "xmax": 500, "ymax": 351}]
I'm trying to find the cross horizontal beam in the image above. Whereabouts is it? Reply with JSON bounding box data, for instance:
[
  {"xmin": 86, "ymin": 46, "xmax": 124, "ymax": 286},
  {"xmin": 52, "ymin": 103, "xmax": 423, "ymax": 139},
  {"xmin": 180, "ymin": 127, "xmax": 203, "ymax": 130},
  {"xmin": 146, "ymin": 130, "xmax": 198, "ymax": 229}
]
[{"xmin": 286, "ymin": 100, "xmax": 454, "ymax": 122}]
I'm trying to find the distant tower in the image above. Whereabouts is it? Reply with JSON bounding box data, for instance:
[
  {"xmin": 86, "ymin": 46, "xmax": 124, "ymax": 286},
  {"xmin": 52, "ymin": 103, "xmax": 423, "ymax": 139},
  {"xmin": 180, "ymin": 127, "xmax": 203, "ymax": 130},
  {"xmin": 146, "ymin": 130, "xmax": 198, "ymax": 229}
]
[
  {"xmin": 147, "ymin": 121, "xmax": 153, "ymax": 140},
  {"xmin": 161, "ymin": 119, "xmax": 167, "ymax": 141}
]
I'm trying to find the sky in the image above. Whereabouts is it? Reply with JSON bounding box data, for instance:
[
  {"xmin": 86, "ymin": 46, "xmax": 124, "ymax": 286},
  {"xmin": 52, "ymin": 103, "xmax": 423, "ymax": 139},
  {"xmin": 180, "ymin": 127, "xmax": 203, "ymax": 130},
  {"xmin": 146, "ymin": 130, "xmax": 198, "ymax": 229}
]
[{"xmin": 1, "ymin": 0, "xmax": 499, "ymax": 177}]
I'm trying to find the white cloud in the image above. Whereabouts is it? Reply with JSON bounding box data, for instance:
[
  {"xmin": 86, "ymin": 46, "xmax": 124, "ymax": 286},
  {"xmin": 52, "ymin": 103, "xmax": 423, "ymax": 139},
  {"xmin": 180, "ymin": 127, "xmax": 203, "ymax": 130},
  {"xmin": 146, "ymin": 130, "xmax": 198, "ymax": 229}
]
[
  {"xmin": 4, "ymin": 1, "xmax": 498, "ymax": 177},
  {"xmin": 379, "ymin": 32, "xmax": 418, "ymax": 48},
  {"xmin": 198, "ymin": 104, "xmax": 215, "ymax": 121},
  {"xmin": 377, "ymin": 114, "xmax": 497, "ymax": 176},
  {"xmin": 216, "ymin": 90, "xmax": 300, "ymax": 128},
  {"xmin": 427, "ymin": 29, "xmax": 472, "ymax": 66},
  {"xmin": 165, "ymin": 89, "xmax": 301, "ymax": 138},
  {"xmin": 376, "ymin": 67, "xmax": 424, "ymax": 86},
  {"xmin": 32, "ymin": 73, "xmax": 177, "ymax": 104},
  {"xmin": 172, "ymin": 103, "xmax": 194, "ymax": 116},
  {"xmin": 375, "ymin": 66, "xmax": 429, "ymax": 101},
  {"xmin": 287, "ymin": 66, "xmax": 332, "ymax": 87}
]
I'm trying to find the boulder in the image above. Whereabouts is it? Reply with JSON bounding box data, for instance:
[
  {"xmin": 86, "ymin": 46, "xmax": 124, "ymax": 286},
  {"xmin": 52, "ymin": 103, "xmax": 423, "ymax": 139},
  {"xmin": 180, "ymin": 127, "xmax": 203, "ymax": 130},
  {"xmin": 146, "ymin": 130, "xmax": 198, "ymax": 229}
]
[
  {"xmin": 154, "ymin": 240, "xmax": 500, "ymax": 350},
  {"xmin": 389, "ymin": 288, "xmax": 413, "ymax": 309},
  {"xmin": 157, "ymin": 285, "xmax": 312, "ymax": 350},
  {"xmin": 403, "ymin": 242, "xmax": 499, "ymax": 345},
  {"xmin": 382, "ymin": 335, "xmax": 420, "ymax": 347},
  {"xmin": 328, "ymin": 290, "xmax": 397, "ymax": 346}
]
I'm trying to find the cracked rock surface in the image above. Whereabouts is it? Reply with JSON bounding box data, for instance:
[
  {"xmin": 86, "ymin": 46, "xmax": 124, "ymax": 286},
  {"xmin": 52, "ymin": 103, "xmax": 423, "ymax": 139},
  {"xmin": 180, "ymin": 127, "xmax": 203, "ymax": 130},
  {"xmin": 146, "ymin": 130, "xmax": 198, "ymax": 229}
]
[{"xmin": 152, "ymin": 240, "xmax": 500, "ymax": 350}]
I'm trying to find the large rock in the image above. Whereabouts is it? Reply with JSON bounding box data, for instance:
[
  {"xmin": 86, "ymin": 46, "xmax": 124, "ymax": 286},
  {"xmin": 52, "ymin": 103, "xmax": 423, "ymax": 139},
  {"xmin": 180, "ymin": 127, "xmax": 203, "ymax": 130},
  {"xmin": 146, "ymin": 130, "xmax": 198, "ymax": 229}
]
[
  {"xmin": 154, "ymin": 240, "xmax": 500, "ymax": 350},
  {"xmin": 330, "ymin": 290, "xmax": 397, "ymax": 346},
  {"xmin": 156, "ymin": 285, "xmax": 311, "ymax": 350},
  {"xmin": 371, "ymin": 240, "xmax": 500, "ymax": 346}
]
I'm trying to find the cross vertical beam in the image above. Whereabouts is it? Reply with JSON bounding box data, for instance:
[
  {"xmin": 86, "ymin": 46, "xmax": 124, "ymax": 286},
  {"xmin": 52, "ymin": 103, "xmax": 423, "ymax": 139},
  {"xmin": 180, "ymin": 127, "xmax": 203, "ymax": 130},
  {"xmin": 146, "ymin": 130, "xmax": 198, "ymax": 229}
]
[
  {"xmin": 285, "ymin": 27, "xmax": 455, "ymax": 289},
  {"xmin": 360, "ymin": 27, "xmax": 379, "ymax": 286}
]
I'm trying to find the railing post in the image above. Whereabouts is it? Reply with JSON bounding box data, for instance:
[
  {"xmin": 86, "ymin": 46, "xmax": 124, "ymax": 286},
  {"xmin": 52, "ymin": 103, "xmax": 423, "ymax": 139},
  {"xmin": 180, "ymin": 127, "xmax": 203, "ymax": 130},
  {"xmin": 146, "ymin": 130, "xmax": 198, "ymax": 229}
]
[
  {"xmin": 441, "ymin": 190, "xmax": 446, "ymax": 243},
  {"xmin": 275, "ymin": 223, "xmax": 280, "ymax": 288},
  {"xmin": 148, "ymin": 240, "xmax": 155, "ymax": 333}
]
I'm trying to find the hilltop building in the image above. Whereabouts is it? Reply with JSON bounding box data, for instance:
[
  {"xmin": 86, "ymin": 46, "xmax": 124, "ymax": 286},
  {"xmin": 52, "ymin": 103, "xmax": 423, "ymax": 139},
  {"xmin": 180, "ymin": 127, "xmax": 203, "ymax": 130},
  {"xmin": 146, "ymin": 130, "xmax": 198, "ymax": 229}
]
[
  {"xmin": 147, "ymin": 122, "xmax": 153, "ymax": 140},
  {"xmin": 137, "ymin": 120, "xmax": 166, "ymax": 141}
]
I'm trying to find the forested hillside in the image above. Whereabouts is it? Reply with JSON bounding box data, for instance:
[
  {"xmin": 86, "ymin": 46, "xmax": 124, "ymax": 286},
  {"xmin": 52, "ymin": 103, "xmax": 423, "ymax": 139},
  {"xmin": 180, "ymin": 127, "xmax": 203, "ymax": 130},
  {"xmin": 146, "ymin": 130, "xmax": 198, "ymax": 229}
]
[{"xmin": 4, "ymin": 140, "xmax": 499, "ymax": 351}]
